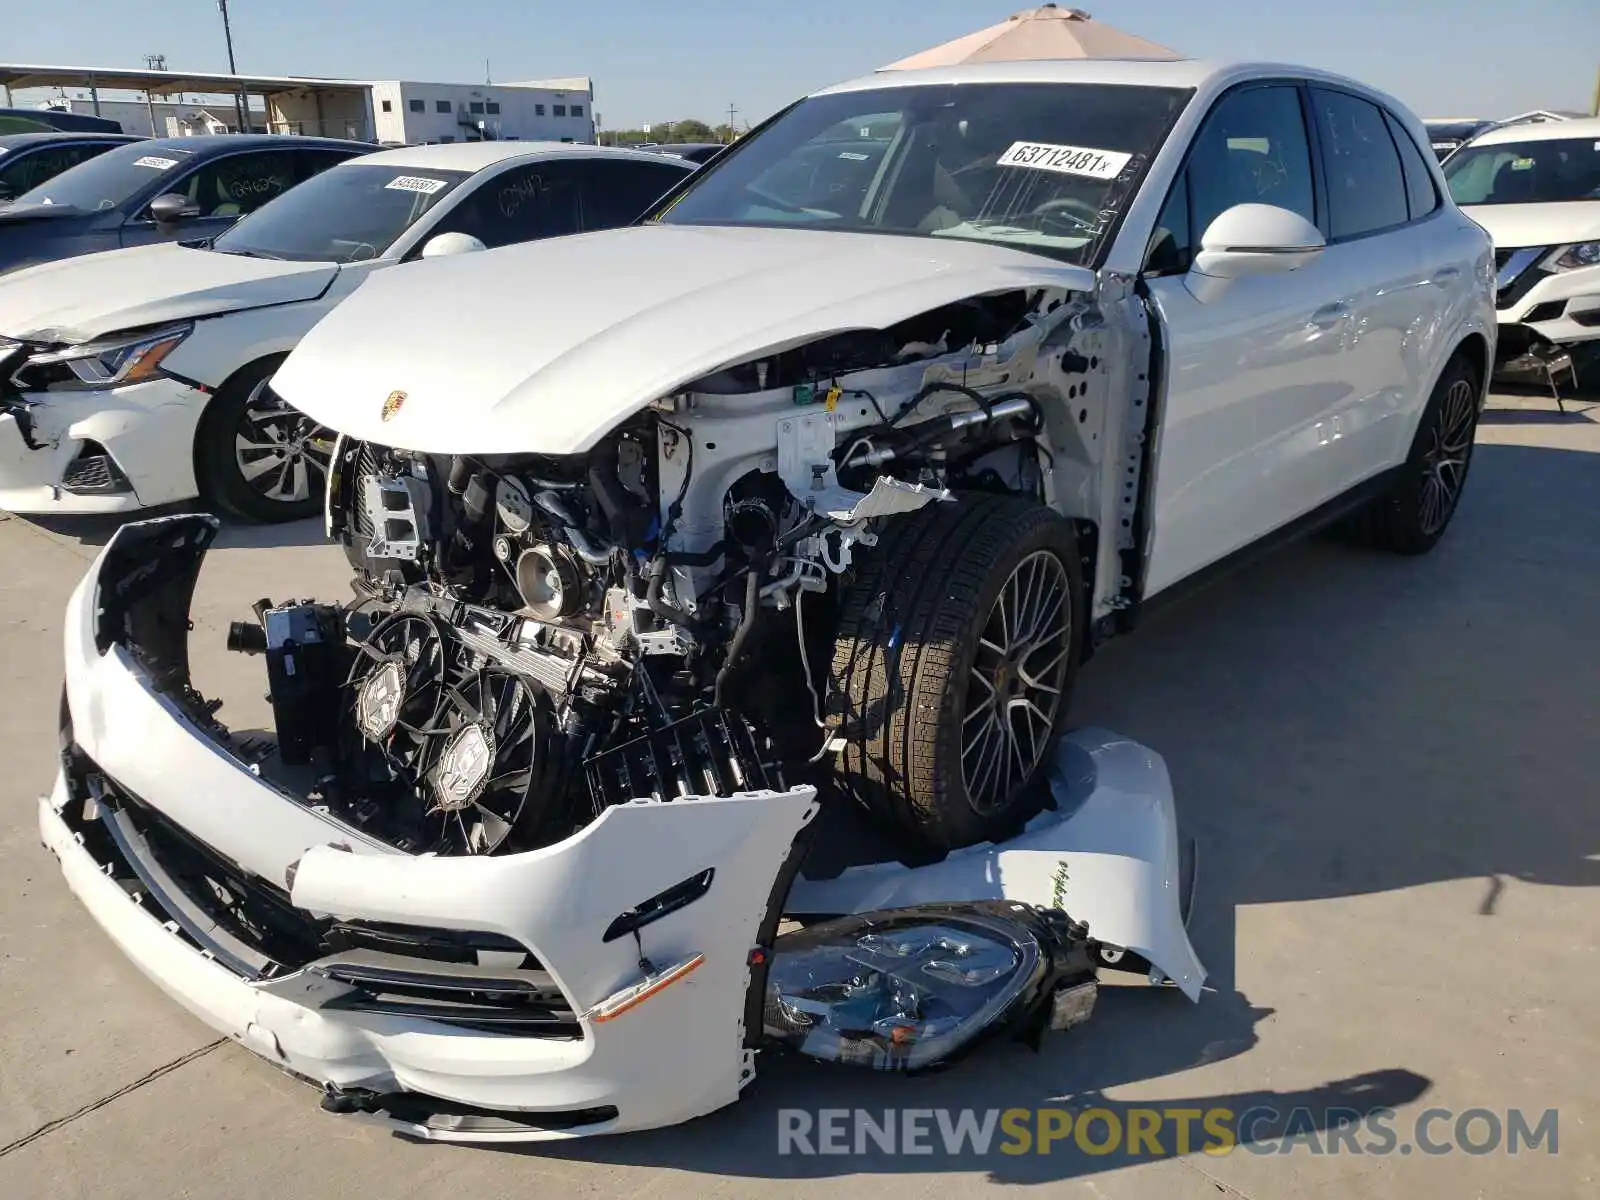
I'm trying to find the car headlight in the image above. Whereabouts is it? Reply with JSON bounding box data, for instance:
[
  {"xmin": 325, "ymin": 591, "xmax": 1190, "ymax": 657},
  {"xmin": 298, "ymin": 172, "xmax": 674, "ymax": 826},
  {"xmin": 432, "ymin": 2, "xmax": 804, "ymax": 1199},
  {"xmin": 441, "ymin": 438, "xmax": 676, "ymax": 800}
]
[
  {"xmin": 763, "ymin": 903, "xmax": 1097, "ymax": 1071},
  {"xmin": 26, "ymin": 322, "xmax": 192, "ymax": 388},
  {"xmin": 1545, "ymin": 242, "xmax": 1600, "ymax": 273}
]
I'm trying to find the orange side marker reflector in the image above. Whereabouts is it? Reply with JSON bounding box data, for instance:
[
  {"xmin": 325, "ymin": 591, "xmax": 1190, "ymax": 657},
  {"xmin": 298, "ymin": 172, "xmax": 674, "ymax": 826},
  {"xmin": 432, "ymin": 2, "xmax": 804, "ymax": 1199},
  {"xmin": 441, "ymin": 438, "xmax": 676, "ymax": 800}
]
[{"xmin": 585, "ymin": 953, "xmax": 705, "ymax": 1024}]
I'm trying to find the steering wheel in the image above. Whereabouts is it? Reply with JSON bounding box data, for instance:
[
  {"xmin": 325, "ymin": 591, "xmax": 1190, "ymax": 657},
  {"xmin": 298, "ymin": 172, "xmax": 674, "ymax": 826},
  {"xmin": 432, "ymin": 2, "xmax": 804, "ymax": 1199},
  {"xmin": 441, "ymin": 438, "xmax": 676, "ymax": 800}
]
[{"xmin": 1029, "ymin": 197, "xmax": 1103, "ymax": 238}]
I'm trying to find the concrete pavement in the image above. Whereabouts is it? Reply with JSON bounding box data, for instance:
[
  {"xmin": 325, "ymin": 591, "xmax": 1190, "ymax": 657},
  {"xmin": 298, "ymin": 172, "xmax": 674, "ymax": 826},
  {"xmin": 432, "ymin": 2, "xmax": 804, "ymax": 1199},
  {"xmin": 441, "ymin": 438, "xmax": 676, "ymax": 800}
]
[{"xmin": 1, "ymin": 390, "xmax": 1596, "ymax": 1198}]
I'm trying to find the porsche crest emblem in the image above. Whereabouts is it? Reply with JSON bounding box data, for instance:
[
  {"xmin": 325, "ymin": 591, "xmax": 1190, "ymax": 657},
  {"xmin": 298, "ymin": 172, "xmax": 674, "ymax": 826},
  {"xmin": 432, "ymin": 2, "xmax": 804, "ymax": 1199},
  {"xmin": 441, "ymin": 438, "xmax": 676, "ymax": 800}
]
[{"xmin": 380, "ymin": 390, "xmax": 407, "ymax": 422}]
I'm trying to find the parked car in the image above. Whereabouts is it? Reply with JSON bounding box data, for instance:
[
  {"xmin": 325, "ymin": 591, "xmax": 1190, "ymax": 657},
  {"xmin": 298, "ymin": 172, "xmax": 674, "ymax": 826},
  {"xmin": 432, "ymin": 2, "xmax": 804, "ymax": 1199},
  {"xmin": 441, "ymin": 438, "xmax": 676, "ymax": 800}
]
[
  {"xmin": 0, "ymin": 107, "xmax": 123, "ymax": 135},
  {"xmin": 41, "ymin": 59, "xmax": 1492, "ymax": 1141},
  {"xmin": 0, "ymin": 132, "xmax": 144, "ymax": 203},
  {"xmin": 0, "ymin": 142, "xmax": 694, "ymax": 520},
  {"xmin": 1443, "ymin": 116, "xmax": 1600, "ymax": 378},
  {"xmin": 1423, "ymin": 118, "xmax": 1500, "ymax": 161},
  {"xmin": 0, "ymin": 134, "xmax": 374, "ymax": 276}
]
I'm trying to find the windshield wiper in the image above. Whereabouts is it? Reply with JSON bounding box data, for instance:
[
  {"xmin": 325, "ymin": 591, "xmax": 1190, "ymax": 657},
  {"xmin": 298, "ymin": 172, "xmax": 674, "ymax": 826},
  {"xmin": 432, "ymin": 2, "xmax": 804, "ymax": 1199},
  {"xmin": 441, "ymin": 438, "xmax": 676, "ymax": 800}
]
[{"xmin": 215, "ymin": 246, "xmax": 283, "ymax": 260}]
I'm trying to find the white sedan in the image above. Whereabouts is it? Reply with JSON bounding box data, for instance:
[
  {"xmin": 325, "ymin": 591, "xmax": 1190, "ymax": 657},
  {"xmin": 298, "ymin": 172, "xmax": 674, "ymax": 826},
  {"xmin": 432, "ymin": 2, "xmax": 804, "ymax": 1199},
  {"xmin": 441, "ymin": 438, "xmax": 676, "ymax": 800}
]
[
  {"xmin": 0, "ymin": 142, "xmax": 693, "ymax": 520},
  {"xmin": 42, "ymin": 59, "xmax": 1494, "ymax": 1141}
]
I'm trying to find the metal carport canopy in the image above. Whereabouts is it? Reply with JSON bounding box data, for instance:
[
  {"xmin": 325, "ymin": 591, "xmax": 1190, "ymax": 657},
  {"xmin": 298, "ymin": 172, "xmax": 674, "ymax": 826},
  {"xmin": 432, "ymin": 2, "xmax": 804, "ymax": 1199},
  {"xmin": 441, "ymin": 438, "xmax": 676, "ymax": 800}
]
[{"xmin": 0, "ymin": 63, "xmax": 371, "ymax": 98}]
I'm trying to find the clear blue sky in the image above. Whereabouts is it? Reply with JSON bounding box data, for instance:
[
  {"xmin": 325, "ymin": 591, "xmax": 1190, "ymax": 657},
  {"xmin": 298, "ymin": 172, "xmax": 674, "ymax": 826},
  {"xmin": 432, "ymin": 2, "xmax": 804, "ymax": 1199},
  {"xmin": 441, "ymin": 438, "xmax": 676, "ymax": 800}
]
[{"xmin": 5, "ymin": 0, "xmax": 1596, "ymax": 127}]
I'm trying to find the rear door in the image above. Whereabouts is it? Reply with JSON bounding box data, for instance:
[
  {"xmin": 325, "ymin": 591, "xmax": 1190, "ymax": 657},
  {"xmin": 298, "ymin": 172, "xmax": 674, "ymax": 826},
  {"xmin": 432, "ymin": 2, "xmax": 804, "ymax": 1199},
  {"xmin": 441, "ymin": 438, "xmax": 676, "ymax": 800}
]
[
  {"xmin": 1304, "ymin": 87, "xmax": 1446, "ymax": 487},
  {"xmin": 1140, "ymin": 82, "xmax": 1350, "ymax": 595}
]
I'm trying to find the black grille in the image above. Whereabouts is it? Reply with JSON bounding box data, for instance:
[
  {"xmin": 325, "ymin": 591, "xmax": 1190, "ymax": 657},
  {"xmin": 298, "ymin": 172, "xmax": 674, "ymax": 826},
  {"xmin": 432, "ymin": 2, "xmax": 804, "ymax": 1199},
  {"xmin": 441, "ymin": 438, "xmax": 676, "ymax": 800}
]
[
  {"xmin": 1494, "ymin": 247, "xmax": 1516, "ymax": 271},
  {"xmin": 316, "ymin": 954, "xmax": 580, "ymax": 1036},
  {"xmin": 1523, "ymin": 300, "xmax": 1567, "ymax": 324},
  {"xmin": 585, "ymin": 706, "xmax": 776, "ymax": 809},
  {"xmin": 61, "ymin": 444, "xmax": 132, "ymax": 495}
]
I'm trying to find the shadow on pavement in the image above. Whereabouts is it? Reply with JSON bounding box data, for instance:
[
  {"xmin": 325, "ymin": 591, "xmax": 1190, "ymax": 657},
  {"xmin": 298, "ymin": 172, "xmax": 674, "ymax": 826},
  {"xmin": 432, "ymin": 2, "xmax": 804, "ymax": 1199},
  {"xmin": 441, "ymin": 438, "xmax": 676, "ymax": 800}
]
[
  {"xmin": 519, "ymin": 1050, "xmax": 1430, "ymax": 1183},
  {"xmin": 1479, "ymin": 402, "xmax": 1597, "ymax": 426},
  {"xmin": 21, "ymin": 506, "xmax": 329, "ymax": 551}
]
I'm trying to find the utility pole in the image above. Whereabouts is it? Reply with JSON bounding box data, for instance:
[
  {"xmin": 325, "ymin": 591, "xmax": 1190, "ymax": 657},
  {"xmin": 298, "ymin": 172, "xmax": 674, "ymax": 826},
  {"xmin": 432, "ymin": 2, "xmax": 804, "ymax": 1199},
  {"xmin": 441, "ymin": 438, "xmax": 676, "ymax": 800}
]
[
  {"xmin": 142, "ymin": 55, "xmax": 166, "ymax": 138},
  {"xmin": 726, "ymin": 103, "xmax": 738, "ymax": 142},
  {"xmin": 218, "ymin": 0, "xmax": 246, "ymax": 131}
]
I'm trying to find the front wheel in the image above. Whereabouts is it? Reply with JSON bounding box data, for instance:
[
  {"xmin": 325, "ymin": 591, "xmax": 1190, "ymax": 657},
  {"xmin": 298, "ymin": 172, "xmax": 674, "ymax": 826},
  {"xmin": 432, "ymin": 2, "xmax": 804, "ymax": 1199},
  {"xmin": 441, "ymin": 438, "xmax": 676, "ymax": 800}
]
[
  {"xmin": 194, "ymin": 358, "xmax": 332, "ymax": 523},
  {"xmin": 827, "ymin": 493, "xmax": 1084, "ymax": 851},
  {"xmin": 1343, "ymin": 355, "xmax": 1481, "ymax": 555}
]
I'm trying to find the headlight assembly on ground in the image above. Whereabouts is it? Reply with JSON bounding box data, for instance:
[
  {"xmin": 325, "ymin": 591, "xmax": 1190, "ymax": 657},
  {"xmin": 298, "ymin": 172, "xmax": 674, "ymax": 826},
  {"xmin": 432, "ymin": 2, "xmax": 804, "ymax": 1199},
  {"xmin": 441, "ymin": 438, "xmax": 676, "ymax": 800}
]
[{"xmin": 764, "ymin": 903, "xmax": 1097, "ymax": 1071}]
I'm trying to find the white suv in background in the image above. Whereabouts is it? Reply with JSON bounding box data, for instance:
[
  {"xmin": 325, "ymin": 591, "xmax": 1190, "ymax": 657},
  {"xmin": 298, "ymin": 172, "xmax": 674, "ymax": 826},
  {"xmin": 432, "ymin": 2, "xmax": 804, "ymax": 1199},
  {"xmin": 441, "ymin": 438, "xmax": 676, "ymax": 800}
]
[
  {"xmin": 0, "ymin": 142, "xmax": 692, "ymax": 521},
  {"xmin": 1444, "ymin": 116, "xmax": 1600, "ymax": 380}
]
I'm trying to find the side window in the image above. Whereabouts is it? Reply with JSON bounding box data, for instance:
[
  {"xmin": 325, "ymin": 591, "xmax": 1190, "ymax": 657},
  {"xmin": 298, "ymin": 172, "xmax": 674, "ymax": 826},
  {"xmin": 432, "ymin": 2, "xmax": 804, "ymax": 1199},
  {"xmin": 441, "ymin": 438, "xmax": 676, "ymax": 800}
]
[
  {"xmin": 1145, "ymin": 170, "xmax": 1191, "ymax": 274},
  {"xmin": 0, "ymin": 143, "xmax": 112, "ymax": 197},
  {"xmin": 1310, "ymin": 89, "xmax": 1409, "ymax": 239},
  {"xmin": 431, "ymin": 162, "xmax": 585, "ymax": 249},
  {"xmin": 1186, "ymin": 85, "xmax": 1317, "ymax": 246},
  {"xmin": 294, "ymin": 149, "xmax": 356, "ymax": 183},
  {"xmin": 166, "ymin": 151, "xmax": 297, "ymax": 218},
  {"xmin": 1383, "ymin": 111, "xmax": 1439, "ymax": 220},
  {"xmin": 580, "ymin": 160, "xmax": 692, "ymax": 228}
]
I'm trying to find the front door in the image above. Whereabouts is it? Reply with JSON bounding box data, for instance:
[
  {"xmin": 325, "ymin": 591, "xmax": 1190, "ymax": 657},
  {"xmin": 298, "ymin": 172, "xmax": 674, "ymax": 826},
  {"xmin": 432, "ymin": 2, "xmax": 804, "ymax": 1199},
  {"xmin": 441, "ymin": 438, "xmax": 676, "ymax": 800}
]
[
  {"xmin": 121, "ymin": 149, "xmax": 301, "ymax": 248},
  {"xmin": 1140, "ymin": 82, "xmax": 1349, "ymax": 596}
]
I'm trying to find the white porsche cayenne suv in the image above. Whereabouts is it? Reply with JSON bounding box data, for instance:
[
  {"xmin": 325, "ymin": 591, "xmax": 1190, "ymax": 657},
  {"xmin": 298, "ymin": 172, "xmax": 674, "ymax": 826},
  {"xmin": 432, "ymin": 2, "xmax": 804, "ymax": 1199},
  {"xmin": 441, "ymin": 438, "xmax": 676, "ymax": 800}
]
[
  {"xmin": 0, "ymin": 142, "xmax": 693, "ymax": 520},
  {"xmin": 40, "ymin": 60, "xmax": 1494, "ymax": 1140}
]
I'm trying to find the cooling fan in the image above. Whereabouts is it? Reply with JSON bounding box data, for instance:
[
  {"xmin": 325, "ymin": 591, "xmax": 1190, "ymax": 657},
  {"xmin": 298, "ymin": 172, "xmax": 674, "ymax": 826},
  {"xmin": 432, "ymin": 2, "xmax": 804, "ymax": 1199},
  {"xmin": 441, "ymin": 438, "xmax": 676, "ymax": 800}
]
[
  {"xmin": 346, "ymin": 611, "xmax": 450, "ymax": 774},
  {"xmin": 346, "ymin": 611, "xmax": 557, "ymax": 855},
  {"xmin": 418, "ymin": 665, "xmax": 553, "ymax": 854}
]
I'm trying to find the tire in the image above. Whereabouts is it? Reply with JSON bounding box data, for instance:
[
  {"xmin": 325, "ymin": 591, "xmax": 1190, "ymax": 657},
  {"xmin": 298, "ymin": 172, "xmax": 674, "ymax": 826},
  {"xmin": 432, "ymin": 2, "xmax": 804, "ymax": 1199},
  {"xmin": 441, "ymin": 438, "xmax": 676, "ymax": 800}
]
[
  {"xmin": 1342, "ymin": 355, "xmax": 1481, "ymax": 555},
  {"xmin": 827, "ymin": 493, "xmax": 1084, "ymax": 851},
  {"xmin": 194, "ymin": 357, "xmax": 332, "ymax": 523}
]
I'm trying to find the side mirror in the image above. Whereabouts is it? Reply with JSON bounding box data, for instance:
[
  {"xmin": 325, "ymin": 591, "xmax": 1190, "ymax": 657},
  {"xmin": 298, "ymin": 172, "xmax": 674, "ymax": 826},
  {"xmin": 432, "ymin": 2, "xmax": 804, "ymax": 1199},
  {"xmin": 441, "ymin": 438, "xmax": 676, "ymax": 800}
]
[
  {"xmin": 420, "ymin": 232, "xmax": 487, "ymax": 259},
  {"xmin": 1187, "ymin": 203, "xmax": 1325, "ymax": 302},
  {"xmin": 148, "ymin": 192, "xmax": 201, "ymax": 225}
]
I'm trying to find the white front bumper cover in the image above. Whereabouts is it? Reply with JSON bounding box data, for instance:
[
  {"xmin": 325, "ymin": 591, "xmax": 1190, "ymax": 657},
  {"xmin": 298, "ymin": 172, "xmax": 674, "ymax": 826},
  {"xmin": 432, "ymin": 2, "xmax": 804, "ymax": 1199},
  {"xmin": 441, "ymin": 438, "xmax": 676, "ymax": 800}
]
[
  {"xmin": 1497, "ymin": 258, "xmax": 1600, "ymax": 353},
  {"xmin": 0, "ymin": 376, "xmax": 206, "ymax": 514},
  {"xmin": 42, "ymin": 514, "xmax": 1203, "ymax": 1142}
]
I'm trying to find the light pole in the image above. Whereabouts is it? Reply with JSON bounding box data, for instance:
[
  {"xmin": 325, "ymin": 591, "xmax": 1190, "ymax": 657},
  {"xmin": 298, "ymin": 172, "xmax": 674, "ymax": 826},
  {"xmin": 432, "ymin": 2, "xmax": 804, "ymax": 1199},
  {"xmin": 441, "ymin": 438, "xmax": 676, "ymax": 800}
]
[{"xmin": 218, "ymin": 0, "xmax": 247, "ymax": 131}]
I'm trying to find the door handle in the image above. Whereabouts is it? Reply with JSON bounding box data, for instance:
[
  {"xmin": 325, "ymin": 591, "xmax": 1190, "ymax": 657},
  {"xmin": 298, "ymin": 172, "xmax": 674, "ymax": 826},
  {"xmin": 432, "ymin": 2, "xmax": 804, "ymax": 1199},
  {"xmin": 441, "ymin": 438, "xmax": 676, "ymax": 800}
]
[
  {"xmin": 1430, "ymin": 266, "xmax": 1461, "ymax": 286},
  {"xmin": 1309, "ymin": 302, "xmax": 1350, "ymax": 329}
]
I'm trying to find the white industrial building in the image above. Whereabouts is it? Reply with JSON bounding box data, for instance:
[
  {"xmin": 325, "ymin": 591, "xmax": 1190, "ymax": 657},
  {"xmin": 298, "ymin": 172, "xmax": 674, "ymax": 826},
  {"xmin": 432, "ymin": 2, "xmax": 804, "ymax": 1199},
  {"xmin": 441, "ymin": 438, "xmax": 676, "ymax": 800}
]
[{"xmin": 369, "ymin": 78, "xmax": 595, "ymax": 145}]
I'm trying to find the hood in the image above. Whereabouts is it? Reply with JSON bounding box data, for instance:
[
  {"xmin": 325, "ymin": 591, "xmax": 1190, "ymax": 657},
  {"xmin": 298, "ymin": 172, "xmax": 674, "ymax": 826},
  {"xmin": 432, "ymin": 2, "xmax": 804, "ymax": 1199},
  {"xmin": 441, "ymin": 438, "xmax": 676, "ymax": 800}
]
[
  {"xmin": 0, "ymin": 242, "xmax": 340, "ymax": 343},
  {"xmin": 273, "ymin": 224, "xmax": 1094, "ymax": 456},
  {"xmin": 0, "ymin": 200, "xmax": 86, "ymax": 225},
  {"xmin": 1462, "ymin": 202, "xmax": 1600, "ymax": 250}
]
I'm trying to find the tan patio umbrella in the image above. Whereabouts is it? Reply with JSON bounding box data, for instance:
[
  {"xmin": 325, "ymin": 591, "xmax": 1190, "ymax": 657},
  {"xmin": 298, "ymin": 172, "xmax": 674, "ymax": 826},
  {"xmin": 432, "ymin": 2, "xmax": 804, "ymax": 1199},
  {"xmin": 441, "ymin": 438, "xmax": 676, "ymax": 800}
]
[{"xmin": 879, "ymin": 4, "xmax": 1182, "ymax": 70}]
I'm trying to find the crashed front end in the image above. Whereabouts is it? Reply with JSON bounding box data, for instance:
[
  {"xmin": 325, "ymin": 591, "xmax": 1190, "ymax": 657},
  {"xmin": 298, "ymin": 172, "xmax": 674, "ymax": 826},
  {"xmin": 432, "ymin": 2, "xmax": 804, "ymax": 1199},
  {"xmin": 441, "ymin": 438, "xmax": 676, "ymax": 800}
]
[{"xmin": 42, "ymin": 509, "xmax": 1202, "ymax": 1140}]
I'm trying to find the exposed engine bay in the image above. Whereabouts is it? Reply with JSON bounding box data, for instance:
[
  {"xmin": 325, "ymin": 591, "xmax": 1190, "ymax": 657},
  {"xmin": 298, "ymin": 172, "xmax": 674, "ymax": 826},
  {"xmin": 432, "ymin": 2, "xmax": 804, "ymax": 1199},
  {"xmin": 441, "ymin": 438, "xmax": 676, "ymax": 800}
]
[{"xmin": 219, "ymin": 285, "xmax": 1142, "ymax": 858}]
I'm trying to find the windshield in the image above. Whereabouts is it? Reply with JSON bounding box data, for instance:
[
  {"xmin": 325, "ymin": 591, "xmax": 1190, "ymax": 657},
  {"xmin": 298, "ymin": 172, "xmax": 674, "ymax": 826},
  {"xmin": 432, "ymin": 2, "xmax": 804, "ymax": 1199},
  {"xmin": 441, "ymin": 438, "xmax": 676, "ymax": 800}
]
[
  {"xmin": 1444, "ymin": 137, "xmax": 1600, "ymax": 205},
  {"xmin": 213, "ymin": 163, "xmax": 472, "ymax": 262},
  {"xmin": 653, "ymin": 82, "xmax": 1191, "ymax": 265},
  {"xmin": 14, "ymin": 142, "xmax": 192, "ymax": 211}
]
